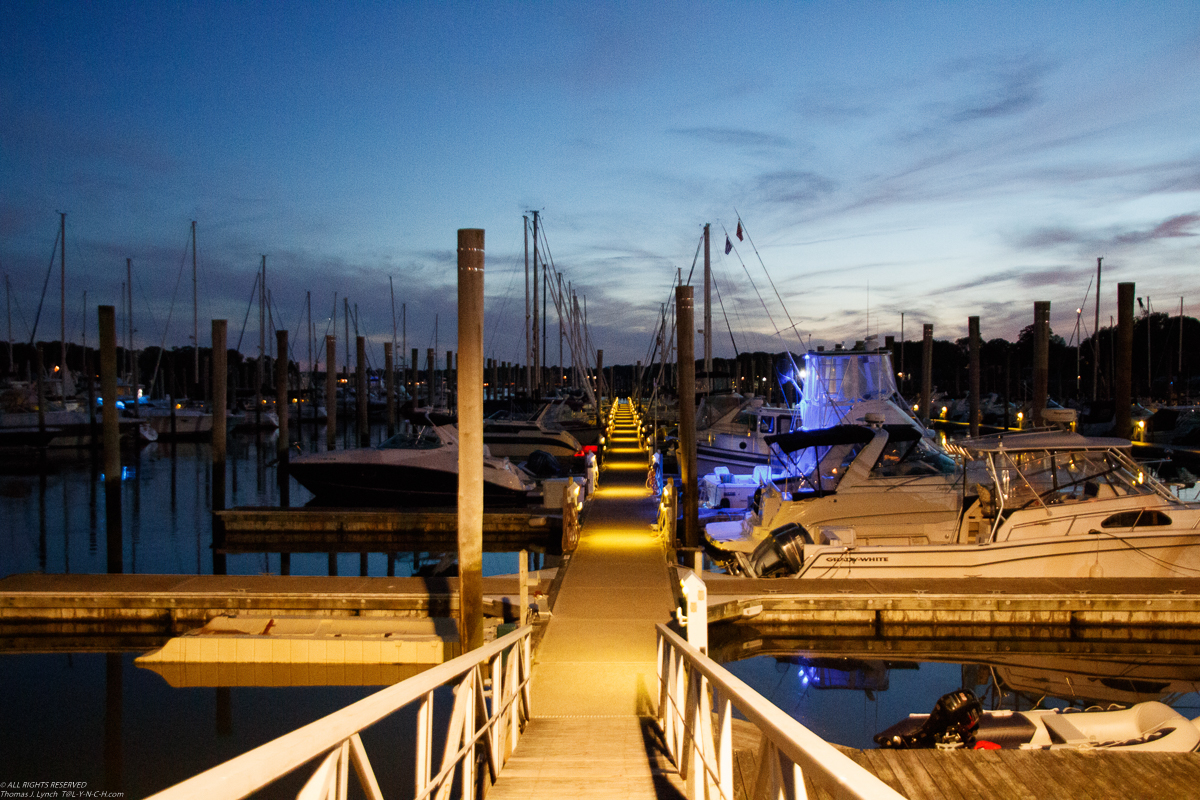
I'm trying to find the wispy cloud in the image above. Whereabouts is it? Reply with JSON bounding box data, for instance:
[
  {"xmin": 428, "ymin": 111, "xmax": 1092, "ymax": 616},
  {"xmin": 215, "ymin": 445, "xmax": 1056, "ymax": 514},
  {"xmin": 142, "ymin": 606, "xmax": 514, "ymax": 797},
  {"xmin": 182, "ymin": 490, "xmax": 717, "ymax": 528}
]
[
  {"xmin": 671, "ymin": 127, "xmax": 793, "ymax": 151},
  {"xmin": 1114, "ymin": 213, "xmax": 1200, "ymax": 244}
]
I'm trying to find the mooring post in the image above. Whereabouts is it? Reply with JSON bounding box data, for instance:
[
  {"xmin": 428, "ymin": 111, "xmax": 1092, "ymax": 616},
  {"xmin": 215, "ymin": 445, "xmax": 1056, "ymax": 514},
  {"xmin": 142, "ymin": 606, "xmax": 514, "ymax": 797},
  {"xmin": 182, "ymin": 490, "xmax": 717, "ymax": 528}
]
[
  {"xmin": 99, "ymin": 306, "xmax": 122, "ymax": 574},
  {"xmin": 385, "ymin": 342, "xmax": 395, "ymax": 438},
  {"xmin": 1033, "ymin": 301, "xmax": 1050, "ymax": 427},
  {"xmin": 426, "ymin": 348, "xmax": 435, "ymax": 408},
  {"xmin": 968, "ymin": 317, "xmax": 981, "ymax": 437},
  {"xmin": 519, "ymin": 548, "xmax": 529, "ymax": 627},
  {"xmin": 357, "ymin": 336, "xmax": 368, "ymax": 447},
  {"xmin": 410, "ymin": 347, "xmax": 419, "ymax": 409},
  {"xmin": 447, "ymin": 350, "xmax": 454, "ymax": 412},
  {"xmin": 920, "ymin": 324, "xmax": 933, "ymax": 426},
  {"xmin": 277, "ymin": 330, "xmax": 290, "ymax": 507},
  {"xmin": 595, "ymin": 348, "xmax": 604, "ymax": 428},
  {"xmin": 1116, "ymin": 283, "xmax": 1134, "ymax": 439},
  {"xmin": 458, "ymin": 228, "xmax": 485, "ymax": 651},
  {"xmin": 212, "ymin": 320, "xmax": 229, "ymax": 575},
  {"xmin": 325, "ymin": 335, "xmax": 337, "ymax": 451},
  {"xmin": 35, "ymin": 343, "xmax": 46, "ymax": 437},
  {"xmin": 676, "ymin": 285, "xmax": 698, "ymax": 550}
]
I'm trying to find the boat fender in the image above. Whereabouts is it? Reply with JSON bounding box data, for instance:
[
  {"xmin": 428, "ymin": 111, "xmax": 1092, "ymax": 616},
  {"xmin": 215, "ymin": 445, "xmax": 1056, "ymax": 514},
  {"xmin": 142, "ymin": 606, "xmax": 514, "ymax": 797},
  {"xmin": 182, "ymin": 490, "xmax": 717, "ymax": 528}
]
[{"xmin": 875, "ymin": 689, "xmax": 983, "ymax": 749}]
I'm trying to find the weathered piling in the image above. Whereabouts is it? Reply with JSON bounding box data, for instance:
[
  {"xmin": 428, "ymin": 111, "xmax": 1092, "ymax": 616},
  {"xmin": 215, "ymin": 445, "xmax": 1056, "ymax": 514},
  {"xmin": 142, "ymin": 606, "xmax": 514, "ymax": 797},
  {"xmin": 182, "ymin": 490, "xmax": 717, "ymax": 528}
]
[
  {"xmin": 426, "ymin": 348, "xmax": 435, "ymax": 407},
  {"xmin": 1116, "ymin": 282, "xmax": 1134, "ymax": 438},
  {"xmin": 446, "ymin": 350, "xmax": 454, "ymax": 411},
  {"xmin": 212, "ymin": 320, "xmax": 228, "ymax": 575},
  {"xmin": 676, "ymin": 286, "xmax": 698, "ymax": 549},
  {"xmin": 384, "ymin": 342, "xmax": 395, "ymax": 438},
  {"xmin": 410, "ymin": 347, "xmax": 419, "ymax": 409},
  {"xmin": 276, "ymin": 330, "xmax": 289, "ymax": 506},
  {"xmin": 325, "ymin": 335, "xmax": 336, "ymax": 452},
  {"xmin": 595, "ymin": 349, "xmax": 604, "ymax": 427},
  {"xmin": 457, "ymin": 228, "xmax": 485, "ymax": 651},
  {"xmin": 968, "ymin": 317, "xmax": 980, "ymax": 437},
  {"xmin": 35, "ymin": 343, "xmax": 46, "ymax": 436},
  {"xmin": 99, "ymin": 306, "xmax": 121, "ymax": 574},
  {"xmin": 1033, "ymin": 301, "xmax": 1050, "ymax": 426},
  {"xmin": 920, "ymin": 323, "xmax": 933, "ymax": 425},
  {"xmin": 357, "ymin": 336, "xmax": 368, "ymax": 447}
]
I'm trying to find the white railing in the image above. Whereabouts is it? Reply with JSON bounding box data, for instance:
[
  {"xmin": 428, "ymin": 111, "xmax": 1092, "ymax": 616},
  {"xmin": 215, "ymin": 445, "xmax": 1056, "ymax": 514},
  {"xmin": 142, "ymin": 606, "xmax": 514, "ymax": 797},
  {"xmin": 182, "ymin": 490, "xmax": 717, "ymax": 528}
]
[
  {"xmin": 656, "ymin": 624, "xmax": 907, "ymax": 800},
  {"xmin": 149, "ymin": 626, "xmax": 532, "ymax": 800}
]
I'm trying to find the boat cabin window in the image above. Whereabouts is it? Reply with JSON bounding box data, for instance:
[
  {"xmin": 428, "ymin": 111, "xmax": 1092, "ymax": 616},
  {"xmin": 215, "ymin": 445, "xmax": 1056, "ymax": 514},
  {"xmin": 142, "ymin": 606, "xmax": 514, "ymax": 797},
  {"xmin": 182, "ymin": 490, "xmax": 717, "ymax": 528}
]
[
  {"xmin": 759, "ymin": 416, "xmax": 775, "ymax": 434},
  {"xmin": 378, "ymin": 428, "xmax": 443, "ymax": 450},
  {"xmin": 1100, "ymin": 510, "xmax": 1172, "ymax": 528},
  {"xmin": 871, "ymin": 437, "xmax": 957, "ymax": 477},
  {"xmin": 733, "ymin": 412, "xmax": 755, "ymax": 433}
]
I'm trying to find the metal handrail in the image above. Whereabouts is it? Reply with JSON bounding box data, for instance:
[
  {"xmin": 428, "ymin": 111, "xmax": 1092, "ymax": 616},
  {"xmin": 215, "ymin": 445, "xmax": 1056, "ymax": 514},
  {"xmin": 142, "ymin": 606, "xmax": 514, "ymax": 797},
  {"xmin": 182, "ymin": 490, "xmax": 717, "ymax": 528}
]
[
  {"xmin": 149, "ymin": 625, "xmax": 532, "ymax": 800},
  {"xmin": 656, "ymin": 624, "xmax": 907, "ymax": 800}
]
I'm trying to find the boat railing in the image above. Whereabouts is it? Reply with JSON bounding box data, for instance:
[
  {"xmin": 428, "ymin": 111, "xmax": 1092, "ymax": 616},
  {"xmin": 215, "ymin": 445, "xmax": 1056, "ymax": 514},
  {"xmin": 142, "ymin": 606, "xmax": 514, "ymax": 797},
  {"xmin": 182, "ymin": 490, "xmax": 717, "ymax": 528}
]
[
  {"xmin": 147, "ymin": 625, "xmax": 532, "ymax": 800},
  {"xmin": 656, "ymin": 623, "xmax": 907, "ymax": 800},
  {"xmin": 656, "ymin": 478, "xmax": 678, "ymax": 543}
]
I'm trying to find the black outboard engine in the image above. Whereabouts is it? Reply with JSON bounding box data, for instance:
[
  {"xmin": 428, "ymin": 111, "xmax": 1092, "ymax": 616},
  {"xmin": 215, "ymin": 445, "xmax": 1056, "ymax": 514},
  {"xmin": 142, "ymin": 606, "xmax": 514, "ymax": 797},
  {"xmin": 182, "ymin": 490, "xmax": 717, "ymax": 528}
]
[
  {"xmin": 875, "ymin": 689, "xmax": 983, "ymax": 749},
  {"xmin": 748, "ymin": 523, "xmax": 811, "ymax": 578},
  {"xmin": 524, "ymin": 450, "xmax": 566, "ymax": 479}
]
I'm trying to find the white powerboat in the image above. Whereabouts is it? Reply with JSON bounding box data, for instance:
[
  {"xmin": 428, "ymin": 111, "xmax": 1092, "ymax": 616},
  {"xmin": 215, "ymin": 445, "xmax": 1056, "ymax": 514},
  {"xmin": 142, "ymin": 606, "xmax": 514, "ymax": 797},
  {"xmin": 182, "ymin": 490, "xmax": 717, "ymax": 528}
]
[
  {"xmin": 876, "ymin": 689, "xmax": 1200, "ymax": 752},
  {"xmin": 707, "ymin": 422, "xmax": 965, "ymax": 563},
  {"xmin": 478, "ymin": 402, "xmax": 583, "ymax": 460},
  {"xmin": 289, "ymin": 423, "xmax": 534, "ymax": 507},
  {"xmin": 724, "ymin": 430, "xmax": 1200, "ymax": 580}
]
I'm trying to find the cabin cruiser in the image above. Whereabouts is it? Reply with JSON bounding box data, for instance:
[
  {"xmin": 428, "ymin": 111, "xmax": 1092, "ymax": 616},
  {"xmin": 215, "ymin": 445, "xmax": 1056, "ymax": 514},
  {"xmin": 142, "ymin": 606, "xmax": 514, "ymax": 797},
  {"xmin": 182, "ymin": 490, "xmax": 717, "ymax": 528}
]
[
  {"xmin": 478, "ymin": 401, "xmax": 584, "ymax": 461},
  {"xmin": 722, "ymin": 430, "xmax": 1200, "ymax": 580},
  {"xmin": 142, "ymin": 401, "xmax": 213, "ymax": 440},
  {"xmin": 875, "ymin": 689, "xmax": 1200, "ymax": 752},
  {"xmin": 289, "ymin": 423, "xmax": 534, "ymax": 507},
  {"xmin": 706, "ymin": 422, "xmax": 964, "ymax": 562}
]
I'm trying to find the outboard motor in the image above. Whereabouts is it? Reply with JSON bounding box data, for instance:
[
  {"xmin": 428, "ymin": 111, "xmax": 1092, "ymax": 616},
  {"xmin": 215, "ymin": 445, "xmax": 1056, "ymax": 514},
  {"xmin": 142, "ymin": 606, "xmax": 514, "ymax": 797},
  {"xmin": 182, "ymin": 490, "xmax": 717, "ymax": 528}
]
[
  {"xmin": 748, "ymin": 523, "xmax": 811, "ymax": 578},
  {"xmin": 875, "ymin": 689, "xmax": 983, "ymax": 749},
  {"xmin": 524, "ymin": 450, "xmax": 565, "ymax": 479}
]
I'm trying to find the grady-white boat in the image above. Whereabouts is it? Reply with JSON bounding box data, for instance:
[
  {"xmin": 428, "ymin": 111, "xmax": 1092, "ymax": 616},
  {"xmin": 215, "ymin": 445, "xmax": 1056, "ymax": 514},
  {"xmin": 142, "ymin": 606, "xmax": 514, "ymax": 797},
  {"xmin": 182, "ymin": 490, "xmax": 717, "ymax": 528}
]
[
  {"xmin": 876, "ymin": 689, "xmax": 1200, "ymax": 752},
  {"xmin": 289, "ymin": 424, "xmax": 534, "ymax": 507},
  {"xmin": 714, "ymin": 429, "xmax": 1200, "ymax": 580}
]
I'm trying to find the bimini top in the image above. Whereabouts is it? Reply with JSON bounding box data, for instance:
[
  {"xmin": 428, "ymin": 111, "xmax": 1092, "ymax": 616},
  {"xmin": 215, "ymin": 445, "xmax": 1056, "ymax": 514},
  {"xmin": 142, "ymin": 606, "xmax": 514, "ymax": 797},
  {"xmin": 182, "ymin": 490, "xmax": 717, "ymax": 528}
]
[
  {"xmin": 765, "ymin": 423, "xmax": 921, "ymax": 454},
  {"xmin": 959, "ymin": 431, "xmax": 1131, "ymax": 455}
]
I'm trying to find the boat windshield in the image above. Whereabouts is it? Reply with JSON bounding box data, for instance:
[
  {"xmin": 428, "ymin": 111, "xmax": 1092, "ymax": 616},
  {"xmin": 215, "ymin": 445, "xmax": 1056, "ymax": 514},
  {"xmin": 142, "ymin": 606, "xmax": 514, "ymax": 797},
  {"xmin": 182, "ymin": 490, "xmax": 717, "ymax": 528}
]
[
  {"xmin": 774, "ymin": 441, "xmax": 869, "ymax": 494},
  {"xmin": 377, "ymin": 428, "xmax": 443, "ymax": 450},
  {"xmin": 987, "ymin": 448, "xmax": 1156, "ymax": 509},
  {"xmin": 871, "ymin": 437, "xmax": 958, "ymax": 478}
]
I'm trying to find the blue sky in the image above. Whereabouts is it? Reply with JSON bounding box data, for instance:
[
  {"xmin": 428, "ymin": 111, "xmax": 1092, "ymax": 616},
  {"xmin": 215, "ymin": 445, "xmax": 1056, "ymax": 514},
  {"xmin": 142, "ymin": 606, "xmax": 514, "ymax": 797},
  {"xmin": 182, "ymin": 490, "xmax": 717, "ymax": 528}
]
[{"xmin": 3, "ymin": 2, "xmax": 1199, "ymax": 367}]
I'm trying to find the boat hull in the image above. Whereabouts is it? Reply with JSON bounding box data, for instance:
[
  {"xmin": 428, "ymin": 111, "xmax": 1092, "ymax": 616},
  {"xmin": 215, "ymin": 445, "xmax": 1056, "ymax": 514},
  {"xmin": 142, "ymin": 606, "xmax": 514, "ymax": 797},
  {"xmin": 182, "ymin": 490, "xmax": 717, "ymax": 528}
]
[{"xmin": 289, "ymin": 460, "xmax": 532, "ymax": 508}]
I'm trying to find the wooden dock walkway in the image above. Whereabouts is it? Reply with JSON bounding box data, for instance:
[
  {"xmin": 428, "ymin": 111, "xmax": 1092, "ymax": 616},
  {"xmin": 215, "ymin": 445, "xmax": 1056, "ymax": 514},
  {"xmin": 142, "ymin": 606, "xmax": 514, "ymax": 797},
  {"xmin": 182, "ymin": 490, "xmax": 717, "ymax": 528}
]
[{"xmin": 487, "ymin": 401, "xmax": 687, "ymax": 799}]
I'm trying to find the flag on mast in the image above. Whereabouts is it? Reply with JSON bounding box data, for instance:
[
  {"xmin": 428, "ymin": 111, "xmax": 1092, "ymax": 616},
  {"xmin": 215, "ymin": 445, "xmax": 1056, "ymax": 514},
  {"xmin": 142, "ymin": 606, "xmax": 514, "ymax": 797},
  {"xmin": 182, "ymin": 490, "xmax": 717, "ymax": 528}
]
[
  {"xmin": 724, "ymin": 235, "xmax": 732, "ymax": 255},
  {"xmin": 736, "ymin": 221, "xmax": 743, "ymax": 240}
]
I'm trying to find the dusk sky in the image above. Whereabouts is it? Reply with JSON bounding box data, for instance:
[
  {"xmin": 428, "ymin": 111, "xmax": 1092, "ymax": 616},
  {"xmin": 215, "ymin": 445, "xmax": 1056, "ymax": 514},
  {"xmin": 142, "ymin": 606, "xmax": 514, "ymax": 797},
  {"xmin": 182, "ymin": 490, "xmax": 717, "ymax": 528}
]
[{"xmin": 3, "ymin": 2, "xmax": 1199, "ymax": 368}]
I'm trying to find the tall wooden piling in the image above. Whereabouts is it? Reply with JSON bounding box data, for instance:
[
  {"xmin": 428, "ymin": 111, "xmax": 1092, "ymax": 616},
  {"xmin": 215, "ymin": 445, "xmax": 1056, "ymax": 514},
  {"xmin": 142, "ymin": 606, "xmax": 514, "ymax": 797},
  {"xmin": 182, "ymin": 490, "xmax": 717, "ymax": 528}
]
[
  {"xmin": 968, "ymin": 317, "xmax": 980, "ymax": 437},
  {"xmin": 1116, "ymin": 283, "xmax": 1135, "ymax": 438},
  {"xmin": 457, "ymin": 229, "xmax": 485, "ymax": 652},
  {"xmin": 426, "ymin": 348, "xmax": 435, "ymax": 408},
  {"xmin": 676, "ymin": 286, "xmax": 698, "ymax": 549},
  {"xmin": 276, "ymin": 330, "xmax": 290, "ymax": 505},
  {"xmin": 325, "ymin": 335, "xmax": 337, "ymax": 451},
  {"xmin": 99, "ymin": 306, "xmax": 122, "ymax": 574},
  {"xmin": 384, "ymin": 342, "xmax": 395, "ymax": 438},
  {"xmin": 212, "ymin": 320, "xmax": 228, "ymax": 575},
  {"xmin": 920, "ymin": 324, "xmax": 933, "ymax": 425},
  {"xmin": 595, "ymin": 349, "xmax": 604, "ymax": 427},
  {"xmin": 357, "ymin": 336, "xmax": 369, "ymax": 447},
  {"xmin": 447, "ymin": 351, "xmax": 454, "ymax": 411},
  {"xmin": 410, "ymin": 348, "xmax": 419, "ymax": 409},
  {"xmin": 1033, "ymin": 301, "xmax": 1050, "ymax": 427},
  {"xmin": 35, "ymin": 344, "xmax": 46, "ymax": 436}
]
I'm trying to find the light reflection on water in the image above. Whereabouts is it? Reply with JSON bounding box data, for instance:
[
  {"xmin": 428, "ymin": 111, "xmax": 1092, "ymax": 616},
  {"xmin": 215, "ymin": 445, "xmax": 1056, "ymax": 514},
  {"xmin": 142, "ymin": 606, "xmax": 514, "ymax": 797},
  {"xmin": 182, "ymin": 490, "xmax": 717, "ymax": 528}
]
[{"xmin": 5, "ymin": 426, "xmax": 1200, "ymax": 788}]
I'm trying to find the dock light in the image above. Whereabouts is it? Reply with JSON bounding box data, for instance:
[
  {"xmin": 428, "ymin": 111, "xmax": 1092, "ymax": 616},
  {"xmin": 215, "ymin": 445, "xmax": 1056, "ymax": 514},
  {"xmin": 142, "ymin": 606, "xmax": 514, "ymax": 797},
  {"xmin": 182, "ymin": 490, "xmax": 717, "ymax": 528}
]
[
  {"xmin": 940, "ymin": 406, "xmax": 948, "ymax": 418},
  {"xmin": 53, "ymin": 365, "xmax": 60, "ymax": 373}
]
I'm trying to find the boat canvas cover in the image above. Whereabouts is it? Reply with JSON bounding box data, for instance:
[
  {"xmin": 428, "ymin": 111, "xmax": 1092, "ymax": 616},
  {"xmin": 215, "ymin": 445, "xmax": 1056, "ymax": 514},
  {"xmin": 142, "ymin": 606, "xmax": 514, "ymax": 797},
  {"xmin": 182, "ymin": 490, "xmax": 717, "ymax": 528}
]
[{"xmin": 765, "ymin": 423, "xmax": 919, "ymax": 455}]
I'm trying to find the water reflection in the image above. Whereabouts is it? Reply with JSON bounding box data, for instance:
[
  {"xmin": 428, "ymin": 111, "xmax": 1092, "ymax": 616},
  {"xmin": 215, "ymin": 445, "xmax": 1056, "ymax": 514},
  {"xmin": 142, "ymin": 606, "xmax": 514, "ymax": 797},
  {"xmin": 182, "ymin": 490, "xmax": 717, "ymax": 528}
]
[{"xmin": 719, "ymin": 627, "xmax": 1200, "ymax": 749}]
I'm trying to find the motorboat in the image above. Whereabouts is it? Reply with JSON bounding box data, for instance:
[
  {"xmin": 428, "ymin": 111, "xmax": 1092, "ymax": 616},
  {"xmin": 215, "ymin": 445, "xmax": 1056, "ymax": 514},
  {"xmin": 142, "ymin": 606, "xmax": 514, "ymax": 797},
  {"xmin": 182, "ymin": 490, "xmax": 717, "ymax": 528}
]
[
  {"xmin": 142, "ymin": 401, "xmax": 213, "ymax": 440},
  {"xmin": 875, "ymin": 689, "xmax": 1200, "ymax": 752},
  {"xmin": 478, "ymin": 402, "xmax": 583, "ymax": 461},
  {"xmin": 706, "ymin": 422, "xmax": 965, "ymax": 565},
  {"xmin": 0, "ymin": 408, "xmax": 156, "ymax": 446},
  {"xmin": 288, "ymin": 423, "xmax": 534, "ymax": 507},
  {"xmin": 723, "ymin": 429, "xmax": 1200, "ymax": 580},
  {"xmin": 696, "ymin": 395, "xmax": 798, "ymax": 476}
]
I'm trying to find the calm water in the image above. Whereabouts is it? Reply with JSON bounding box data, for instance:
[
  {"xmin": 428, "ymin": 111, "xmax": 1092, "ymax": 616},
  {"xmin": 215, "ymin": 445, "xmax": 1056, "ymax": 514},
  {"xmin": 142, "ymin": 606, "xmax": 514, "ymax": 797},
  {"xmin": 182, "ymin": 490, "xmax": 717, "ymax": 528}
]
[{"xmin": 3, "ymin": 427, "xmax": 1200, "ymax": 793}]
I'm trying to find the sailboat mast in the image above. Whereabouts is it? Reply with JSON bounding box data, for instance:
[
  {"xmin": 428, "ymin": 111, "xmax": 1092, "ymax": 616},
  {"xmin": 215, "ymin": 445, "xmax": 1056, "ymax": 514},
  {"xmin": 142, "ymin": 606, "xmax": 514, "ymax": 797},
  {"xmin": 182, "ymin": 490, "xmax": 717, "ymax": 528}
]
[
  {"xmin": 532, "ymin": 210, "xmax": 540, "ymax": 395},
  {"xmin": 703, "ymin": 222, "xmax": 711, "ymax": 389},
  {"xmin": 60, "ymin": 212, "xmax": 67, "ymax": 385},
  {"xmin": 257, "ymin": 255, "xmax": 265, "ymax": 422},
  {"xmin": 524, "ymin": 215, "xmax": 530, "ymax": 395},
  {"xmin": 192, "ymin": 221, "xmax": 198, "ymax": 390},
  {"xmin": 127, "ymin": 257, "xmax": 138, "ymax": 415},
  {"xmin": 1093, "ymin": 257, "xmax": 1102, "ymax": 401}
]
